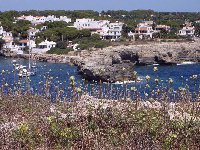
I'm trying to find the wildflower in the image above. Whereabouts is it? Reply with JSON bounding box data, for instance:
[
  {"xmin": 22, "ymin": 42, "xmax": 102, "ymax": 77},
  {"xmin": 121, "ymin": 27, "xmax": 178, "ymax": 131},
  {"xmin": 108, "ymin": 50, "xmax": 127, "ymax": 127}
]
[
  {"xmin": 130, "ymin": 86, "xmax": 137, "ymax": 92},
  {"xmin": 5, "ymin": 83, "xmax": 8, "ymax": 87},
  {"xmin": 47, "ymin": 116, "xmax": 54, "ymax": 123},
  {"xmin": 145, "ymin": 84, "xmax": 150, "ymax": 88},
  {"xmin": 145, "ymin": 75, "xmax": 150, "ymax": 81},
  {"xmin": 76, "ymin": 87, "xmax": 82, "ymax": 93},
  {"xmin": 153, "ymin": 67, "xmax": 158, "ymax": 72},
  {"xmin": 155, "ymin": 78, "xmax": 159, "ymax": 83},
  {"xmin": 157, "ymin": 89, "xmax": 160, "ymax": 94},
  {"xmin": 1, "ymin": 70, "xmax": 5, "ymax": 74},
  {"xmin": 192, "ymin": 75, "xmax": 198, "ymax": 80},
  {"xmin": 169, "ymin": 78, "xmax": 173, "ymax": 84},
  {"xmin": 144, "ymin": 93, "xmax": 149, "ymax": 97},
  {"xmin": 69, "ymin": 76, "xmax": 75, "ymax": 81},
  {"xmin": 133, "ymin": 71, "xmax": 137, "ymax": 76},
  {"xmin": 19, "ymin": 123, "xmax": 29, "ymax": 133}
]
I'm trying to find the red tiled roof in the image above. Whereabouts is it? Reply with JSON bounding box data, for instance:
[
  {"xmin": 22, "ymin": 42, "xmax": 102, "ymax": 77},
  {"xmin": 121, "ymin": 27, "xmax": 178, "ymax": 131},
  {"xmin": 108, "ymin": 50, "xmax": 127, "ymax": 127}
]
[
  {"xmin": 19, "ymin": 40, "xmax": 29, "ymax": 43},
  {"xmin": 135, "ymin": 28, "xmax": 147, "ymax": 31}
]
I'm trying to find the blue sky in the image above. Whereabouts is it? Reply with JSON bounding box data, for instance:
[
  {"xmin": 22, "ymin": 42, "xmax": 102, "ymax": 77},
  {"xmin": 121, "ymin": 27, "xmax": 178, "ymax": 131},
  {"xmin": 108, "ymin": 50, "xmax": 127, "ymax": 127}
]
[{"xmin": 0, "ymin": 0, "xmax": 199, "ymax": 12}]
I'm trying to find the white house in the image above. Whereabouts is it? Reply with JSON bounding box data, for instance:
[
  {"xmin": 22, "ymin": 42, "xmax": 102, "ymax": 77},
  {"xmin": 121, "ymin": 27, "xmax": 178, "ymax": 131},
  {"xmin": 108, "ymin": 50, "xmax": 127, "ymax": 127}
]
[
  {"xmin": 128, "ymin": 24, "xmax": 155, "ymax": 39},
  {"xmin": 40, "ymin": 26, "xmax": 48, "ymax": 31},
  {"xmin": 155, "ymin": 25, "xmax": 171, "ymax": 32},
  {"xmin": 2, "ymin": 31, "xmax": 12, "ymax": 37},
  {"xmin": 59, "ymin": 16, "xmax": 72, "ymax": 23},
  {"xmin": 0, "ymin": 26, "xmax": 3, "ymax": 35},
  {"xmin": 178, "ymin": 27, "xmax": 195, "ymax": 36},
  {"xmin": 16, "ymin": 15, "xmax": 71, "ymax": 24},
  {"xmin": 18, "ymin": 39, "xmax": 36, "ymax": 50},
  {"xmin": 98, "ymin": 22, "xmax": 124, "ymax": 40},
  {"xmin": 74, "ymin": 19, "xmax": 124, "ymax": 40},
  {"xmin": 74, "ymin": 18, "xmax": 109, "ymax": 30},
  {"xmin": 138, "ymin": 21, "xmax": 154, "ymax": 27},
  {"xmin": 1, "ymin": 34, "xmax": 23, "ymax": 54},
  {"xmin": 32, "ymin": 40, "xmax": 56, "ymax": 54},
  {"xmin": 27, "ymin": 28, "xmax": 40, "ymax": 39}
]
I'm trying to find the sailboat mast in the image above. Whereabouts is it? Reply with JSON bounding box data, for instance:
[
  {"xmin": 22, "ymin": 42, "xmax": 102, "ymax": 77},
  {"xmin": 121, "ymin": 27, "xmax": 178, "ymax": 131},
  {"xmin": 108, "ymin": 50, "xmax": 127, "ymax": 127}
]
[{"xmin": 28, "ymin": 35, "xmax": 31, "ymax": 70}]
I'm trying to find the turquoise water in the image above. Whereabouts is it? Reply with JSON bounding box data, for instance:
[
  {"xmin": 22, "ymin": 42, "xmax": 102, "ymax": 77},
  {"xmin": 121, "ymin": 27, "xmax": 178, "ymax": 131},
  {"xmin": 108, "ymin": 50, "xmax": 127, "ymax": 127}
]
[{"xmin": 0, "ymin": 56, "xmax": 200, "ymax": 100}]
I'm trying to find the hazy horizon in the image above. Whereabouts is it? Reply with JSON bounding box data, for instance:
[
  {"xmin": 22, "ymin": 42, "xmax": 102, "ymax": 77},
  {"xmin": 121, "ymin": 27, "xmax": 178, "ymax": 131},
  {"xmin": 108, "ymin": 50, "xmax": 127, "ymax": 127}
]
[{"xmin": 0, "ymin": 0, "xmax": 199, "ymax": 12}]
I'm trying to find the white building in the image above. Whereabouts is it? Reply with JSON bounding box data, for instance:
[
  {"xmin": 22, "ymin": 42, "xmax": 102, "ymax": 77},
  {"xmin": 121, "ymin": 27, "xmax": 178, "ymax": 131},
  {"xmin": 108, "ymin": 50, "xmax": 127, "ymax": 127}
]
[
  {"xmin": 128, "ymin": 24, "xmax": 155, "ymax": 39},
  {"xmin": 178, "ymin": 27, "xmax": 195, "ymax": 36},
  {"xmin": 0, "ymin": 26, "xmax": 3, "ymax": 35},
  {"xmin": 59, "ymin": 16, "xmax": 72, "ymax": 23},
  {"xmin": 74, "ymin": 18, "xmax": 109, "ymax": 30},
  {"xmin": 138, "ymin": 21, "xmax": 154, "ymax": 27},
  {"xmin": 155, "ymin": 25, "xmax": 171, "ymax": 32},
  {"xmin": 99, "ymin": 22, "xmax": 124, "ymax": 40},
  {"xmin": 74, "ymin": 19, "xmax": 124, "ymax": 40},
  {"xmin": 27, "ymin": 28, "xmax": 40, "ymax": 39},
  {"xmin": 32, "ymin": 40, "xmax": 56, "ymax": 54},
  {"xmin": 18, "ymin": 39, "xmax": 36, "ymax": 50},
  {"xmin": 2, "ymin": 31, "xmax": 12, "ymax": 37},
  {"xmin": 16, "ymin": 15, "xmax": 71, "ymax": 24}
]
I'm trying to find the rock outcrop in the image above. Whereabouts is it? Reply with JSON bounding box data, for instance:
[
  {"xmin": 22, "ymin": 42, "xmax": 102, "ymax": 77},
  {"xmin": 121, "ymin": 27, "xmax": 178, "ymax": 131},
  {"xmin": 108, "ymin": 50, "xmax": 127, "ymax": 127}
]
[{"xmin": 71, "ymin": 40, "xmax": 200, "ymax": 82}]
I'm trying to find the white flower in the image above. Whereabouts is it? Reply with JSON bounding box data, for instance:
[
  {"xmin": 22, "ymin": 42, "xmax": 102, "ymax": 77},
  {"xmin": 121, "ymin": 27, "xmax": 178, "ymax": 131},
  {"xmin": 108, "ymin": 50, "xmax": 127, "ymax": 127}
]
[
  {"xmin": 130, "ymin": 86, "xmax": 137, "ymax": 92},
  {"xmin": 76, "ymin": 87, "xmax": 82, "ymax": 93},
  {"xmin": 144, "ymin": 93, "xmax": 149, "ymax": 97},
  {"xmin": 153, "ymin": 67, "xmax": 158, "ymax": 72},
  {"xmin": 155, "ymin": 79, "xmax": 159, "ymax": 83},
  {"xmin": 145, "ymin": 75, "xmax": 150, "ymax": 81},
  {"xmin": 69, "ymin": 76, "xmax": 75, "ymax": 81},
  {"xmin": 133, "ymin": 71, "xmax": 137, "ymax": 76},
  {"xmin": 192, "ymin": 75, "xmax": 198, "ymax": 80},
  {"xmin": 169, "ymin": 78, "xmax": 173, "ymax": 84}
]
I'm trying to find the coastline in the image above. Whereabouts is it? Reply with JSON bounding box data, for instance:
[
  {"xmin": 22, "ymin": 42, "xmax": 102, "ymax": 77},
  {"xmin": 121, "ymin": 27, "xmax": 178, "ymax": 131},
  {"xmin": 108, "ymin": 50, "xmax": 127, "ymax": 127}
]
[{"xmin": 1, "ymin": 40, "xmax": 200, "ymax": 82}]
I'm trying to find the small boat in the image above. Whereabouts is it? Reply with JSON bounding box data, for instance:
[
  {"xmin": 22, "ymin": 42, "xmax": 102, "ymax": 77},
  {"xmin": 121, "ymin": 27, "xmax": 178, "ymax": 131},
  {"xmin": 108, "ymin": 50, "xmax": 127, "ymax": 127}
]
[
  {"xmin": 18, "ymin": 69, "xmax": 36, "ymax": 77},
  {"xmin": 12, "ymin": 60, "xmax": 17, "ymax": 64},
  {"xmin": 113, "ymin": 78, "xmax": 142, "ymax": 85},
  {"xmin": 177, "ymin": 61, "xmax": 197, "ymax": 65},
  {"xmin": 18, "ymin": 35, "xmax": 37, "ymax": 77}
]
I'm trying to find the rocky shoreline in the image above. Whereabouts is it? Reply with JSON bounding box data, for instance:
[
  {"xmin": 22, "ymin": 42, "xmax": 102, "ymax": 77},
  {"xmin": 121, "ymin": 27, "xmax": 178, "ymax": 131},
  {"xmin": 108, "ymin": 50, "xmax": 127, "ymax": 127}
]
[{"xmin": 1, "ymin": 40, "xmax": 200, "ymax": 82}]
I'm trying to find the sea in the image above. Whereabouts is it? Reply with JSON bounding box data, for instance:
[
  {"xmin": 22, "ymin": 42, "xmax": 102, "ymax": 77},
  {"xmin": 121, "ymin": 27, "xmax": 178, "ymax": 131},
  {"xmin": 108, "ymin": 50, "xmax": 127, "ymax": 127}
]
[{"xmin": 0, "ymin": 56, "xmax": 200, "ymax": 100}]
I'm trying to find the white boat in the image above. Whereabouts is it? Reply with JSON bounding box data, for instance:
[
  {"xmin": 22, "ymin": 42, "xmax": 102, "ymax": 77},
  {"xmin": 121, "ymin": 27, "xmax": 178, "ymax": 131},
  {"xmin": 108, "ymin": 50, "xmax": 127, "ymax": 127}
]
[
  {"xmin": 18, "ymin": 69, "xmax": 36, "ymax": 77},
  {"xmin": 17, "ymin": 35, "xmax": 37, "ymax": 77},
  {"xmin": 114, "ymin": 78, "xmax": 143, "ymax": 85},
  {"xmin": 177, "ymin": 61, "xmax": 197, "ymax": 65}
]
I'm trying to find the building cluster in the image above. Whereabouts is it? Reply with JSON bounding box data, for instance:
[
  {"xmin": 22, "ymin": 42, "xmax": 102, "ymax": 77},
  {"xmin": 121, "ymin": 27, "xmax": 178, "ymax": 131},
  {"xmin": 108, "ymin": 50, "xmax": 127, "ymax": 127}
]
[
  {"xmin": 128, "ymin": 20, "xmax": 196, "ymax": 39},
  {"xmin": 73, "ymin": 18, "xmax": 124, "ymax": 41},
  {"xmin": 0, "ymin": 25, "xmax": 56, "ymax": 54},
  {"xmin": 16, "ymin": 15, "xmax": 71, "ymax": 25},
  {"xmin": 0, "ymin": 14, "xmax": 199, "ymax": 55}
]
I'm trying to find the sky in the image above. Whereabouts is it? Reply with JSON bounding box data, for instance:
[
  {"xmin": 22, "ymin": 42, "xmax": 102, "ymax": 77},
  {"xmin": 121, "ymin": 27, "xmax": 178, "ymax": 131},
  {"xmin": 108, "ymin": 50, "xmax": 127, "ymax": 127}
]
[{"xmin": 0, "ymin": 0, "xmax": 199, "ymax": 12}]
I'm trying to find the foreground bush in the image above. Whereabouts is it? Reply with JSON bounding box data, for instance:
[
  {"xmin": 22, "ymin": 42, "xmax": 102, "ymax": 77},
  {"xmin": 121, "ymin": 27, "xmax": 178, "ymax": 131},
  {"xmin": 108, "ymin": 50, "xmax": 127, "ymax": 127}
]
[{"xmin": 0, "ymin": 93, "xmax": 199, "ymax": 149}]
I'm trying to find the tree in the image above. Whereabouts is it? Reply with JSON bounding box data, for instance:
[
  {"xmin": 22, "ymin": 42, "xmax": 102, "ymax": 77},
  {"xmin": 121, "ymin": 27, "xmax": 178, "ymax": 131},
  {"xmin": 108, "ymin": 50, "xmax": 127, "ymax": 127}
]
[{"xmin": 12, "ymin": 20, "xmax": 32, "ymax": 38}]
